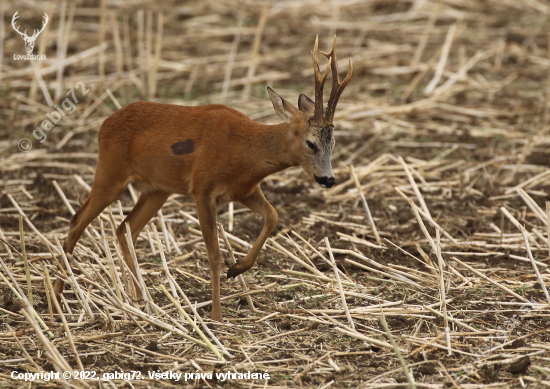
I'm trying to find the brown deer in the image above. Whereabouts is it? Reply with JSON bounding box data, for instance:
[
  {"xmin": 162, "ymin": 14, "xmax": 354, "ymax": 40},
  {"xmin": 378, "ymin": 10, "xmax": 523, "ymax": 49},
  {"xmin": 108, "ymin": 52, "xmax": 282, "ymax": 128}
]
[{"xmin": 54, "ymin": 36, "xmax": 352, "ymax": 321}]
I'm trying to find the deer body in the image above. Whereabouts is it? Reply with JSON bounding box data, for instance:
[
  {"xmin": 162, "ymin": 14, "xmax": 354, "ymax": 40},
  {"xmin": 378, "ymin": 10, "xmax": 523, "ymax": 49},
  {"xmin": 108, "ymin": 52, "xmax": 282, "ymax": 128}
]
[
  {"xmin": 95, "ymin": 102, "xmax": 294, "ymax": 200},
  {"xmin": 54, "ymin": 37, "xmax": 352, "ymax": 321}
]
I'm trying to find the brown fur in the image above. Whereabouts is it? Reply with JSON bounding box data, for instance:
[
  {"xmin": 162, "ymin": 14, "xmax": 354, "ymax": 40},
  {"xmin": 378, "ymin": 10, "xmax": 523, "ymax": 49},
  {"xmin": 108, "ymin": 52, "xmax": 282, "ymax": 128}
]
[{"xmin": 54, "ymin": 98, "xmax": 326, "ymax": 322}]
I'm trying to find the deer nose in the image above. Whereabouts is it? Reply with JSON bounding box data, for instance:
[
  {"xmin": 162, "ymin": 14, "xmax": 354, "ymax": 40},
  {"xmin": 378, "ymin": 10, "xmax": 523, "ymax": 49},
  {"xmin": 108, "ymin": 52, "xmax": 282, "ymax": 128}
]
[{"xmin": 314, "ymin": 175, "xmax": 336, "ymax": 188}]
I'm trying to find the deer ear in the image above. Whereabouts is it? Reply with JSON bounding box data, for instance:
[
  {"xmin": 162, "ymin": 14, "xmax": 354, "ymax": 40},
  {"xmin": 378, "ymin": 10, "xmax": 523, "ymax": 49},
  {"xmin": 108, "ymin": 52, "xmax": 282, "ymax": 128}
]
[
  {"xmin": 298, "ymin": 94, "xmax": 315, "ymax": 115},
  {"xmin": 267, "ymin": 87, "xmax": 297, "ymax": 123}
]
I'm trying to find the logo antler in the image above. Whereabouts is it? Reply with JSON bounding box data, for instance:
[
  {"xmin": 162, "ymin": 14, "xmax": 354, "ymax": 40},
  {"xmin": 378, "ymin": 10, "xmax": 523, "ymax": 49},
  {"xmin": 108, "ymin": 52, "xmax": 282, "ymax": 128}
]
[
  {"xmin": 12, "ymin": 11, "xmax": 49, "ymax": 54},
  {"xmin": 11, "ymin": 11, "xmax": 28, "ymax": 39}
]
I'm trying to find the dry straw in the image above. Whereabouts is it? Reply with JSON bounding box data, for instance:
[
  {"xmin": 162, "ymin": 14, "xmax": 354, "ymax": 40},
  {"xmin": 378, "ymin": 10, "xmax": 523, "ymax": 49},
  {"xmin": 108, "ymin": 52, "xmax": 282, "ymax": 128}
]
[{"xmin": 2, "ymin": 1, "xmax": 550, "ymax": 387}]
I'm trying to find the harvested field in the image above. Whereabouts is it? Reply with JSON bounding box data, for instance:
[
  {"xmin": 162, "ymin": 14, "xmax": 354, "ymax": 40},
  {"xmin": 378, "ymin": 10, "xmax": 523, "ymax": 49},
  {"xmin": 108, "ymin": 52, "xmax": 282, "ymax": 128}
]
[{"xmin": 1, "ymin": 0, "xmax": 550, "ymax": 388}]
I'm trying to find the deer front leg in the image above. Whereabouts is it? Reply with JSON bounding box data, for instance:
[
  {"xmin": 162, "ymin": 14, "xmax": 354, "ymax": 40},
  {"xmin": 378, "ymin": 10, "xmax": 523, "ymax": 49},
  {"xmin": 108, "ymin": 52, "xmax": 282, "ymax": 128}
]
[
  {"xmin": 227, "ymin": 186, "xmax": 278, "ymax": 278},
  {"xmin": 195, "ymin": 194, "xmax": 223, "ymax": 322}
]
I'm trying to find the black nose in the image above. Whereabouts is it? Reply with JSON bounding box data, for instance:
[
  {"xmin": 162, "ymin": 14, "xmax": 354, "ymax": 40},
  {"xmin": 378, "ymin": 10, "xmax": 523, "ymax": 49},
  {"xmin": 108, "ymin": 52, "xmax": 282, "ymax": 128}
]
[{"xmin": 314, "ymin": 175, "xmax": 336, "ymax": 188}]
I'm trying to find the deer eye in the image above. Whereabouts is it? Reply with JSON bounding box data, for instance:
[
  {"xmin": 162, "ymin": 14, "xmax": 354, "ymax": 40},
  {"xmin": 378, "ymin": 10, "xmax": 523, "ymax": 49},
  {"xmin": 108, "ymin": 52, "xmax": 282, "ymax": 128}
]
[{"xmin": 306, "ymin": 140, "xmax": 316, "ymax": 151}]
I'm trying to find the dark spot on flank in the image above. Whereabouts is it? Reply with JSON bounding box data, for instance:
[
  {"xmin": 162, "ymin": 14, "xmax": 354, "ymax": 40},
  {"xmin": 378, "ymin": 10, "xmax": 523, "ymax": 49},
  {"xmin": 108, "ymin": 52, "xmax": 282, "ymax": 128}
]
[{"xmin": 171, "ymin": 140, "xmax": 194, "ymax": 155}]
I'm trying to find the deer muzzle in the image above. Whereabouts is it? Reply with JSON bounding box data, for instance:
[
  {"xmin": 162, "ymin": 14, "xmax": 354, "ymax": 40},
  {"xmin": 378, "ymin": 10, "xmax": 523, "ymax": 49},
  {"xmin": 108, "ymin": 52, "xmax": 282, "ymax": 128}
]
[{"xmin": 314, "ymin": 175, "xmax": 336, "ymax": 188}]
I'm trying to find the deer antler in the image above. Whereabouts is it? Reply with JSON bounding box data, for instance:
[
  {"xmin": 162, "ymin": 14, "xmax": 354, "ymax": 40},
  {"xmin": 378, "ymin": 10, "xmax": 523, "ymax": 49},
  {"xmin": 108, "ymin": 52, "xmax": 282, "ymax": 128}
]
[
  {"xmin": 30, "ymin": 13, "xmax": 49, "ymax": 40},
  {"xmin": 311, "ymin": 36, "xmax": 332, "ymax": 126},
  {"xmin": 321, "ymin": 36, "xmax": 353, "ymax": 125},
  {"xmin": 11, "ymin": 11, "xmax": 28, "ymax": 39}
]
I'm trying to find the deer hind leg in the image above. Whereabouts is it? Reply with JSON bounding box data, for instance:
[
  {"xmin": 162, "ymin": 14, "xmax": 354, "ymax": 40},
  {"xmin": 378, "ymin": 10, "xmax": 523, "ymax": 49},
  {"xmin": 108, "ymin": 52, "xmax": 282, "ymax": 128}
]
[
  {"xmin": 194, "ymin": 194, "xmax": 223, "ymax": 321},
  {"xmin": 227, "ymin": 186, "xmax": 278, "ymax": 279},
  {"xmin": 56, "ymin": 174, "xmax": 127, "ymax": 303},
  {"xmin": 115, "ymin": 189, "xmax": 170, "ymax": 288}
]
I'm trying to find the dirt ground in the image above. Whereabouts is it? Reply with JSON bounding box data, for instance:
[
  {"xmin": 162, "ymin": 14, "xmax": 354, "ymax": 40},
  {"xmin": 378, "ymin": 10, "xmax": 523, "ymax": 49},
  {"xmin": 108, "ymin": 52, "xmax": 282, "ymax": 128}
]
[{"xmin": 1, "ymin": 0, "xmax": 550, "ymax": 388}]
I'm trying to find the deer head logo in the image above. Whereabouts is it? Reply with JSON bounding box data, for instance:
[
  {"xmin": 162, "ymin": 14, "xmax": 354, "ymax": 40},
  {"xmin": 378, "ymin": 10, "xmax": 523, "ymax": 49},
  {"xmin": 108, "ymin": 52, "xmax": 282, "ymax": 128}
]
[{"xmin": 12, "ymin": 11, "xmax": 49, "ymax": 54}]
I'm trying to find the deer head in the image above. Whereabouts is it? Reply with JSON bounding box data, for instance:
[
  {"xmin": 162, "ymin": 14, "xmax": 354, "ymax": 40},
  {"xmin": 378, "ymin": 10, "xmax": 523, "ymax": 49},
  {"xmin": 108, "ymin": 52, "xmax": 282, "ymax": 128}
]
[
  {"xmin": 267, "ymin": 36, "xmax": 353, "ymax": 188},
  {"xmin": 12, "ymin": 11, "xmax": 49, "ymax": 54}
]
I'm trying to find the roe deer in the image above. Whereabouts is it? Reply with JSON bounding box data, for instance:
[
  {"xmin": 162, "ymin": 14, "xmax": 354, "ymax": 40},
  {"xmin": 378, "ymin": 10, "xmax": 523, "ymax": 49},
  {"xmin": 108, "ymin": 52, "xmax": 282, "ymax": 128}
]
[{"xmin": 54, "ymin": 36, "xmax": 352, "ymax": 321}]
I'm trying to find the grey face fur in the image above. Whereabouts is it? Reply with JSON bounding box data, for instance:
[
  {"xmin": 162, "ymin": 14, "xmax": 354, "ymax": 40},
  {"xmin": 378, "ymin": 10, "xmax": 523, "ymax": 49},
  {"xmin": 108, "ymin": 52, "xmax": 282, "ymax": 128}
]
[
  {"xmin": 268, "ymin": 87, "xmax": 337, "ymax": 188},
  {"xmin": 308, "ymin": 124, "xmax": 335, "ymax": 186}
]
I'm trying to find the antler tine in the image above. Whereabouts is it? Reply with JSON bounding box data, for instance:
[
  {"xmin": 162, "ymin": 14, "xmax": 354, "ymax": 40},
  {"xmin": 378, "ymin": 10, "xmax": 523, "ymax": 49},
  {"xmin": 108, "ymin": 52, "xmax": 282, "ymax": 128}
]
[
  {"xmin": 11, "ymin": 11, "xmax": 27, "ymax": 38},
  {"xmin": 321, "ymin": 35, "xmax": 353, "ymax": 124},
  {"xmin": 311, "ymin": 35, "xmax": 332, "ymax": 126},
  {"xmin": 31, "ymin": 13, "xmax": 49, "ymax": 39}
]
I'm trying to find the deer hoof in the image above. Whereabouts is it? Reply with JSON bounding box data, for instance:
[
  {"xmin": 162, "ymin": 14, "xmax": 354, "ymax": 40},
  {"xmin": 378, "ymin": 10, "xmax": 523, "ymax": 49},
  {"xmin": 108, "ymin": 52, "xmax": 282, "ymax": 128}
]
[{"xmin": 227, "ymin": 265, "xmax": 239, "ymax": 279}]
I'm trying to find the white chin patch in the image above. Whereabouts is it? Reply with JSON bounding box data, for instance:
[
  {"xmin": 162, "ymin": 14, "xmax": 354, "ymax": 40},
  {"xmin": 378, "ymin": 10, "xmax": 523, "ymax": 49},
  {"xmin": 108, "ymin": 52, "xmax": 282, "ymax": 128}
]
[{"xmin": 319, "ymin": 183, "xmax": 328, "ymax": 188}]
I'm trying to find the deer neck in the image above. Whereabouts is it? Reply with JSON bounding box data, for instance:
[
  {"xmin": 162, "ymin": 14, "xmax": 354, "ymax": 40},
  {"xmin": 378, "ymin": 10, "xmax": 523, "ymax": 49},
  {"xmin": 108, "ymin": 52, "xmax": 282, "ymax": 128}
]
[{"xmin": 249, "ymin": 122, "xmax": 297, "ymax": 177}]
